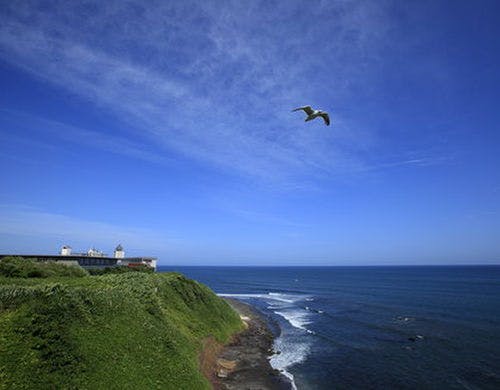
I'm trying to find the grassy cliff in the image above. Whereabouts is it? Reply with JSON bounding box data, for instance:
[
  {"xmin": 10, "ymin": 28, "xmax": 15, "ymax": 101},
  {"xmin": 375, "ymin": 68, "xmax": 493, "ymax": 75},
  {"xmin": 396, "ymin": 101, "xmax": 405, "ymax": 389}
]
[{"xmin": 0, "ymin": 264, "xmax": 242, "ymax": 389}]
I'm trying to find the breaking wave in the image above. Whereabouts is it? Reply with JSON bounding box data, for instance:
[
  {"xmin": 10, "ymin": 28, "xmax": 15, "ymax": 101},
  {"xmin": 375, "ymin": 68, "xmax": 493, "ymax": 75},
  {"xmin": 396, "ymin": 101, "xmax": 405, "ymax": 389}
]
[
  {"xmin": 274, "ymin": 309, "xmax": 312, "ymax": 330},
  {"xmin": 218, "ymin": 291, "xmax": 319, "ymax": 389}
]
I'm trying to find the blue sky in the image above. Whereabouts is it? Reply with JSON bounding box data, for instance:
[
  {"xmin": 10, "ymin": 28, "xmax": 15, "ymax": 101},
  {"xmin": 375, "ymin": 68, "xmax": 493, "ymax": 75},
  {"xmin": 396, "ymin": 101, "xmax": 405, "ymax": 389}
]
[{"xmin": 0, "ymin": 0, "xmax": 499, "ymax": 265}]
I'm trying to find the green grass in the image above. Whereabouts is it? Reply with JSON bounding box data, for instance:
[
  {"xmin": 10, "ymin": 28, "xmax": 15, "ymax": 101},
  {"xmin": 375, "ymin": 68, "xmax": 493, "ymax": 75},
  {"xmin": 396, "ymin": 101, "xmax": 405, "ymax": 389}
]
[
  {"xmin": 0, "ymin": 272, "xmax": 243, "ymax": 389},
  {"xmin": 0, "ymin": 256, "xmax": 89, "ymax": 278}
]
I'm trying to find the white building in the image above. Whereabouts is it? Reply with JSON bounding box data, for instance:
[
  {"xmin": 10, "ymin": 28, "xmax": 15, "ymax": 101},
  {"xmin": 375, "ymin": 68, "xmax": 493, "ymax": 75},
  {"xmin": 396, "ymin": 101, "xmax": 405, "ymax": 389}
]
[
  {"xmin": 60, "ymin": 245, "xmax": 72, "ymax": 256},
  {"xmin": 87, "ymin": 247, "xmax": 104, "ymax": 257},
  {"xmin": 53, "ymin": 244, "xmax": 156, "ymax": 271},
  {"xmin": 114, "ymin": 244, "xmax": 125, "ymax": 259}
]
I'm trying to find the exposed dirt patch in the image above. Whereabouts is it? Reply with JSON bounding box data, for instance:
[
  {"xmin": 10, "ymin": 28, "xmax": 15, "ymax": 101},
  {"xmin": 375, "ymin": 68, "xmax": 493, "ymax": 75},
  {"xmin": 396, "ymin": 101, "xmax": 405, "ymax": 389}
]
[{"xmin": 199, "ymin": 336, "xmax": 225, "ymax": 389}]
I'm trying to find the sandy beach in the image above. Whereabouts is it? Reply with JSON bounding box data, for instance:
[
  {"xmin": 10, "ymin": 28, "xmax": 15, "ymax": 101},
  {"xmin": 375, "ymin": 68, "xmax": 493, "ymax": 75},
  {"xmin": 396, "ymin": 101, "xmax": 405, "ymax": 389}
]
[{"xmin": 201, "ymin": 298, "xmax": 292, "ymax": 390}]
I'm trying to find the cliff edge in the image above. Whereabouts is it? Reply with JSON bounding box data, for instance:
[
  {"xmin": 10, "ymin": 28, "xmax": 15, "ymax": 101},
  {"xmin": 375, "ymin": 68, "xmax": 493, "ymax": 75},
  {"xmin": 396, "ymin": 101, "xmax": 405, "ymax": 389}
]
[{"xmin": 0, "ymin": 270, "xmax": 243, "ymax": 389}]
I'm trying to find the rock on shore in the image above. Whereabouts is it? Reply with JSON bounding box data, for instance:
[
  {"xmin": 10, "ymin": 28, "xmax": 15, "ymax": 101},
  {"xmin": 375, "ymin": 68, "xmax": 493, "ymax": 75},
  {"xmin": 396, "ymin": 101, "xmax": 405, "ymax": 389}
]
[{"xmin": 208, "ymin": 298, "xmax": 292, "ymax": 390}]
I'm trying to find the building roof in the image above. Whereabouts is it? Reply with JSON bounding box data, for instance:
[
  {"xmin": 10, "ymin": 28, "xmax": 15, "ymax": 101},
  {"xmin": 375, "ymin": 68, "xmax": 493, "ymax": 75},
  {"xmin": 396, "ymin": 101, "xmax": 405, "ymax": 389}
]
[{"xmin": 115, "ymin": 244, "xmax": 123, "ymax": 251}]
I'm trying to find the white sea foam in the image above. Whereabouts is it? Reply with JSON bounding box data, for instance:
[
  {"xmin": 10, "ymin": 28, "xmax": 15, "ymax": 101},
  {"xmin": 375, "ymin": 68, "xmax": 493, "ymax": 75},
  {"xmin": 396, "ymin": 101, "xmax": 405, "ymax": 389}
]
[
  {"xmin": 219, "ymin": 292, "xmax": 316, "ymax": 332},
  {"xmin": 279, "ymin": 369, "xmax": 298, "ymax": 390},
  {"xmin": 218, "ymin": 292, "xmax": 309, "ymax": 304},
  {"xmin": 218, "ymin": 293, "xmax": 269, "ymax": 299},
  {"xmin": 266, "ymin": 293, "xmax": 300, "ymax": 303},
  {"xmin": 274, "ymin": 309, "xmax": 312, "ymax": 331},
  {"xmin": 218, "ymin": 291, "xmax": 314, "ymax": 390},
  {"xmin": 270, "ymin": 336, "xmax": 309, "ymax": 390}
]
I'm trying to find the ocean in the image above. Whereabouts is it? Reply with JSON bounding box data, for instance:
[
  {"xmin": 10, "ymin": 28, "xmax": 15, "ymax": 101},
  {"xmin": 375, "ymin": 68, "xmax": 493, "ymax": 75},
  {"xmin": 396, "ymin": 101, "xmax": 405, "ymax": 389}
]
[{"xmin": 158, "ymin": 266, "xmax": 500, "ymax": 389}]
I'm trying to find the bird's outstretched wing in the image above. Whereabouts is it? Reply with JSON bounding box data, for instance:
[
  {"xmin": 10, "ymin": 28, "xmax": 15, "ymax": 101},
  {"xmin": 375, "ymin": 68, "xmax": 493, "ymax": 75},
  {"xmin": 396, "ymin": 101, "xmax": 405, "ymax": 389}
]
[
  {"xmin": 292, "ymin": 106, "xmax": 314, "ymax": 115},
  {"xmin": 319, "ymin": 112, "xmax": 330, "ymax": 126}
]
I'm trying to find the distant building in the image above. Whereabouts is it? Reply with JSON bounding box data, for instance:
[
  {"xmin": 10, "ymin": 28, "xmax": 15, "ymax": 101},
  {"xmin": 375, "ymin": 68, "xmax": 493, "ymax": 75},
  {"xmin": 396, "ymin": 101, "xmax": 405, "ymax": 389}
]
[
  {"xmin": 1, "ymin": 244, "xmax": 157, "ymax": 271},
  {"xmin": 120, "ymin": 257, "xmax": 157, "ymax": 270},
  {"xmin": 87, "ymin": 247, "xmax": 105, "ymax": 257},
  {"xmin": 114, "ymin": 244, "xmax": 125, "ymax": 259},
  {"xmin": 60, "ymin": 245, "xmax": 72, "ymax": 256}
]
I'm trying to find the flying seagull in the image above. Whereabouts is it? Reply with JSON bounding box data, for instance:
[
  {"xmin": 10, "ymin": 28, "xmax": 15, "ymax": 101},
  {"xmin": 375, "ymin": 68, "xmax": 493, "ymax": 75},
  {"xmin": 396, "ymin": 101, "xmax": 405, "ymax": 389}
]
[{"xmin": 292, "ymin": 105, "xmax": 330, "ymax": 126}]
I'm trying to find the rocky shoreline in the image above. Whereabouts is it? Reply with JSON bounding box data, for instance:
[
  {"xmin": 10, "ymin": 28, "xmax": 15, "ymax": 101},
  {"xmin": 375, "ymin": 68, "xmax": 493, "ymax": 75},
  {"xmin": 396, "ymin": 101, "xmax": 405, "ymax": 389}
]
[{"xmin": 205, "ymin": 298, "xmax": 293, "ymax": 390}]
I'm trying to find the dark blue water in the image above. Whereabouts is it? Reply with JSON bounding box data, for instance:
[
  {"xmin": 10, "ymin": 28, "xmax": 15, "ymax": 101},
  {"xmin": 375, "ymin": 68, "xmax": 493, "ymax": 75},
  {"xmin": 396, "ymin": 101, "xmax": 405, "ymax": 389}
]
[{"xmin": 159, "ymin": 266, "xmax": 500, "ymax": 389}]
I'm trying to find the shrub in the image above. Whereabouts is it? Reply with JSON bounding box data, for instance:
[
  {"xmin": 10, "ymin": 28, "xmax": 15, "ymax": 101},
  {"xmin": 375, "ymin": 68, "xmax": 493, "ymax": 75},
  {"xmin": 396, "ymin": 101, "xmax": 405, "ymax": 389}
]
[
  {"xmin": 87, "ymin": 265, "xmax": 154, "ymax": 275},
  {"xmin": 0, "ymin": 257, "xmax": 88, "ymax": 278}
]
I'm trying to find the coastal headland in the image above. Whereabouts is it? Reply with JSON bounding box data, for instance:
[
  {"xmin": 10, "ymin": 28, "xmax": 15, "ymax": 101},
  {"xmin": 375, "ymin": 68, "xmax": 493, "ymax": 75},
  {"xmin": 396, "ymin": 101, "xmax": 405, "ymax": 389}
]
[
  {"xmin": 0, "ymin": 257, "xmax": 292, "ymax": 389},
  {"xmin": 0, "ymin": 258, "xmax": 243, "ymax": 389}
]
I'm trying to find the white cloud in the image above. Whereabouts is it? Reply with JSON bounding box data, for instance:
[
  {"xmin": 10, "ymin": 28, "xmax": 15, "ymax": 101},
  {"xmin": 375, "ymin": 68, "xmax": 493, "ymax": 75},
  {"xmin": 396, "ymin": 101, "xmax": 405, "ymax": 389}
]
[
  {"xmin": 0, "ymin": 1, "xmax": 398, "ymax": 183},
  {"xmin": 0, "ymin": 205, "xmax": 172, "ymax": 253},
  {"xmin": 1, "ymin": 110, "xmax": 168, "ymax": 165}
]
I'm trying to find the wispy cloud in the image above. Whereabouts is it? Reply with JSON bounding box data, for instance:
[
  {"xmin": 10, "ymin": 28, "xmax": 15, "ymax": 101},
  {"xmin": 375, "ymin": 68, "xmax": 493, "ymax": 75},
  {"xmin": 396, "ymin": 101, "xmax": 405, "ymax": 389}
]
[
  {"xmin": 0, "ymin": 204, "xmax": 173, "ymax": 253},
  {"xmin": 0, "ymin": 0, "xmax": 396, "ymax": 184},
  {"xmin": 1, "ymin": 109, "xmax": 168, "ymax": 165},
  {"xmin": 223, "ymin": 207, "xmax": 307, "ymax": 228},
  {"xmin": 358, "ymin": 155, "xmax": 453, "ymax": 173}
]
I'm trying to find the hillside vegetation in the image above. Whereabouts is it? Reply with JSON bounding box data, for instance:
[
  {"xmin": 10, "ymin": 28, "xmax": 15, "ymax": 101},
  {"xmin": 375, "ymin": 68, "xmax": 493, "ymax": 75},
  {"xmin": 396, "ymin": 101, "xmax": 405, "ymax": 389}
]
[
  {"xmin": 0, "ymin": 256, "xmax": 89, "ymax": 278},
  {"xmin": 0, "ymin": 260, "xmax": 242, "ymax": 389}
]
